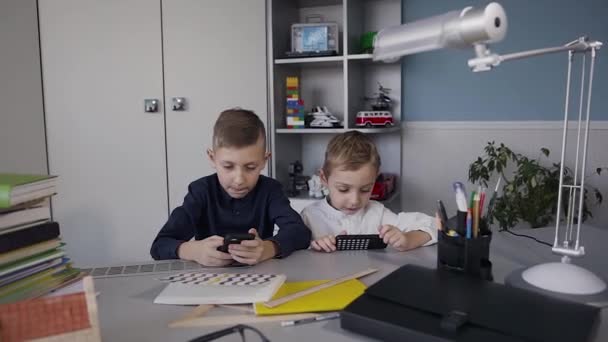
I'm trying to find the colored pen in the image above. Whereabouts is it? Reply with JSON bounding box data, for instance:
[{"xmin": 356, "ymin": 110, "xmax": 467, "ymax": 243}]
[
  {"xmin": 281, "ymin": 312, "xmax": 340, "ymax": 327},
  {"xmin": 435, "ymin": 212, "xmax": 443, "ymax": 231},
  {"xmin": 437, "ymin": 200, "xmax": 449, "ymax": 228},
  {"xmin": 466, "ymin": 210, "xmax": 472, "ymax": 239},
  {"xmin": 469, "ymin": 190, "xmax": 476, "ymax": 211},
  {"xmin": 485, "ymin": 178, "xmax": 502, "ymax": 223},
  {"xmin": 479, "ymin": 188, "xmax": 486, "ymax": 216},
  {"xmin": 452, "ymin": 182, "xmax": 468, "ymax": 212},
  {"xmin": 473, "ymin": 192, "xmax": 480, "ymax": 238},
  {"xmin": 479, "ymin": 187, "xmax": 486, "ymax": 233}
]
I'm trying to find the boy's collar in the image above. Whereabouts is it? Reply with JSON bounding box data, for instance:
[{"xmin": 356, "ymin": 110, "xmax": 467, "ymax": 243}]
[
  {"xmin": 215, "ymin": 173, "xmax": 262, "ymax": 202},
  {"xmin": 321, "ymin": 196, "xmax": 364, "ymax": 219}
]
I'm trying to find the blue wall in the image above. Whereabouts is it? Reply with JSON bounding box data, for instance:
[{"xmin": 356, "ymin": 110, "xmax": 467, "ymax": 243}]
[{"xmin": 402, "ymin": 0, "xmax": 608, "ymax": 121}]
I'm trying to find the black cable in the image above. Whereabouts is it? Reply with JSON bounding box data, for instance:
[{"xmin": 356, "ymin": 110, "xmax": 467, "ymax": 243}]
[
  {"xmin": 242, "ymin": 325, "xmax": 271, "ymax": 342},
  {"xmin": 188, "ymin": 324, "xmax": 270, "ymax": 342},
  {"xmin": 500, "ymin": 228, "xmax": 553, "ymax": 247}
]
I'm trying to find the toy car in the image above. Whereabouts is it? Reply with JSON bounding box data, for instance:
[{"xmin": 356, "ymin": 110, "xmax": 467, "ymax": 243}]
[
  {"xmin": 306, "ymin": 106, "xmax": 343, "ymax": 128},
  {"xmin": 355, "ymin": 111, "xmax": 394, "ymax": 128},
  {"xmin": 371, "ymin": 173, "xmax": 396, "ymax": 200}
]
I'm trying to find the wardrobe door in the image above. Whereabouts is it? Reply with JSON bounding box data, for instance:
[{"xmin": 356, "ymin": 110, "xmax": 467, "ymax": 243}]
[
  {"xmin": 39, "ymin": 0, "xmax": 168, "ymax": 266},
  {"xmin": 0, "ymin": 0, "xmax": 47, "ymax": 174},
  {"xmin": 162, "ymin": 0, "xmax": 268, "ymax": 210}
]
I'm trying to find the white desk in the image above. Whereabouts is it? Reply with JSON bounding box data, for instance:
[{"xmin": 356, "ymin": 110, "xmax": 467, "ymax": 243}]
[{"xmin": 93, "ymin": 226, "xmax": 608, "ymax": 341}]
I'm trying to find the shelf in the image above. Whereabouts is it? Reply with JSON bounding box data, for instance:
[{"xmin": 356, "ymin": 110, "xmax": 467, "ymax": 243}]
[
  {"xmin": 349, "ymin": 126, "xmax": 401, "ymax": 134},
  {"xmin": 275, "ymin": 56, "xmax": 344, "ymax": 65},
  {"xmin": 297, "ymin": 0, "xmax": 342, "ymax": 7},
  {"xmin": 276, "ymin": 126, "xmax": 400, "ymax": 134},
  {"xmin": 274, "ymin": 54, "xmax": 374, "ymax": 65},
  {"xmin": 347, "ymin": 54, "xmax": 373, "ymax": 60},
  {"xmin": 276, "ymin": 128, "xmax": 347, "ymax": 134},
  {"xmin": 348, "ymin": 53, "xmax": 402, "ymax": 65}
]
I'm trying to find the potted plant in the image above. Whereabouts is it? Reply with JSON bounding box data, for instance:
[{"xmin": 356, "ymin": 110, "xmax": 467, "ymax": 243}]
[{"xmin": 468, "ymin": 141, "xmax": 604, "ymax": 230}]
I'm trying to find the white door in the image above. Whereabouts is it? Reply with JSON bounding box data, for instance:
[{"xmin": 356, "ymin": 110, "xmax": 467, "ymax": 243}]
[
  {"xmin": 162, "ymin": 0, "xmax": 268, "ymax": 210},
  {"xmin": 39, "ymin": 0, "xmax": 168, "ymax": 266}
]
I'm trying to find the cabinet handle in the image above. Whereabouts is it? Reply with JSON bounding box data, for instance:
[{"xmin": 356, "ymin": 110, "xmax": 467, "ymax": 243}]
[
  {"xmin": 172, "ymin": 97, "xmax": 187, "ymax": 111},
  {"xmin": 144, "ymin": 99, "xmax": 159, "ymax": 113}
]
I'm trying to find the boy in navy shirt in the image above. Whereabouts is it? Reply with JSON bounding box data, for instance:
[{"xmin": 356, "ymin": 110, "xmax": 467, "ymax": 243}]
[{"xmin": 150, "ymin": 108, "xmax": 311, "ymax": 266}]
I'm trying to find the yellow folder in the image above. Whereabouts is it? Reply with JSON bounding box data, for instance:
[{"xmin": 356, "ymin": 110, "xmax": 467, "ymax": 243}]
[{"xmin": 254, "ymin": 278, "xmax": 366, "ymax": 316}]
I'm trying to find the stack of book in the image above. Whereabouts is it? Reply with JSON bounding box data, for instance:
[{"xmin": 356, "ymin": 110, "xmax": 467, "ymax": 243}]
[{"xmin": 0, "ymin": 173, "xmax": 81, "ymax": 303}]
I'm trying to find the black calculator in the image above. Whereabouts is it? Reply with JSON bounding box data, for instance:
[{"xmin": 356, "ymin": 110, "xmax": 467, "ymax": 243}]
[{"xmin": 335, "ymin": 234, "xmax": 387, "ymax": 251}]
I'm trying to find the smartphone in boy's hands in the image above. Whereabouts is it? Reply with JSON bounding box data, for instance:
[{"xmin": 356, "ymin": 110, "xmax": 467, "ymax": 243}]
[{"xmin": 217, "ymin": 233, "xmax": 256, "ymax": 253}]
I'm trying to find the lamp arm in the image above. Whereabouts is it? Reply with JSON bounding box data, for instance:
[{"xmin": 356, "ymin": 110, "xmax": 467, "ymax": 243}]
[{"xmin": 467, "ymin": 37, "xmax": 602, "ymax": 72}]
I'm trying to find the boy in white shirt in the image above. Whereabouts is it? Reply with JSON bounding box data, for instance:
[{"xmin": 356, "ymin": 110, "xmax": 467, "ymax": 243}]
[{"xmin": 301, "ymin": 131, "xmax": 437, "ymax": 252}]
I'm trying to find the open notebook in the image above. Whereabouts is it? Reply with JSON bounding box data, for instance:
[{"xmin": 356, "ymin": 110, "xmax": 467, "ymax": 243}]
[{"xmin": 154, "ymin": 272, "xmax": 286, "ymax": 305}]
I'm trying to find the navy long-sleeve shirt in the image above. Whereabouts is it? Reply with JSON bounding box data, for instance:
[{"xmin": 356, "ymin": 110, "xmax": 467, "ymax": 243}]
[{"xmin": 150, "ymin": 174, "xmax": 311, "ymax": 260}]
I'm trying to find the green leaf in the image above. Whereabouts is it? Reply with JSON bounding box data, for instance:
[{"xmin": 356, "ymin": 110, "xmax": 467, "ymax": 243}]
[{"xmin": 466, "ymin": 142, "xmax": 603, "ymax": 230}]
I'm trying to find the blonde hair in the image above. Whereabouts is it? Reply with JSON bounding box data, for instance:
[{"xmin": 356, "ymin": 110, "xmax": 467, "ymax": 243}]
[
  {"xmin": 213, "ymin": 108, "xmax": 266, "ymax": 148},
  {"xmin": 322, "ymin": 131, "xmax": 381, "ymax": 177}
]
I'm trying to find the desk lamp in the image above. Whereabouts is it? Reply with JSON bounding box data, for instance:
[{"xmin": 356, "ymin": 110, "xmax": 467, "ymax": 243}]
[{"xmin": 373, "ymin": 2, "xmax": 605, "ymax": 297}]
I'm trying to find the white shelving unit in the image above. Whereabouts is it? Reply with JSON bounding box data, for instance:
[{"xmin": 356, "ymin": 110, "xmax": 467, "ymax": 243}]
[{"xmin": 267, "ymin": 0, "xmax": 402, "ymax": 211}]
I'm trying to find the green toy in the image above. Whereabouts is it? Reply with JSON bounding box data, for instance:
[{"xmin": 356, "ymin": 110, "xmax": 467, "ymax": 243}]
[{"xmin": 360, "ymin": 31, "xmax": 377, "ymax": 54}]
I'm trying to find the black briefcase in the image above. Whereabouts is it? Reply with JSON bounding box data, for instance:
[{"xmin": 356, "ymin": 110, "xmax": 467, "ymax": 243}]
[{"xmin": 341, "ymin": 265, "xmax": 599, "ymax": 342}]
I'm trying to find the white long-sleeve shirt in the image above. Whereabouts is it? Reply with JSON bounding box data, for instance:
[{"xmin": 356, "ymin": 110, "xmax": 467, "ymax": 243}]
[{"xmin": 301, "ymin": 199, "xmax": 437, "ymax": 246}]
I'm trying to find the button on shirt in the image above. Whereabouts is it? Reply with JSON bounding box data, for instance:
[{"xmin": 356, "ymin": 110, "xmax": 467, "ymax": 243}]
[
  {"xmin": 301, "ymin": 198, "xmax": 437, "ymax": 245},
  {"xmin": 150, "ymin": 174, "xmax": 312, "ymax": 260}
]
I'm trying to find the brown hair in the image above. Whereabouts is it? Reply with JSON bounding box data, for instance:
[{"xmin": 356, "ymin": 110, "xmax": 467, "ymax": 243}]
[
  {"xmin": 322, "ymin": 131, "xmax": 381, "ymax": 177},
  {"xmin": 212, "ymin": 108, "xmax": 266, "ymax": 148}
]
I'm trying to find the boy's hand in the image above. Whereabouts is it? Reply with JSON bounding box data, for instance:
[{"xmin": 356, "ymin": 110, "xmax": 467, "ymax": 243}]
[
  {"xmin": 178, "ymin": 236, "xmax": 234, "ymax": 267},
  {"xmin": 379, "ymin": 225, "xmax": 409, "ymax": 251},
  {"xmin": 228, "ymin": 228, "xmax": 275, "ymax": 265},
  {"xmin": 310, "ymin": 230, "xmax": 347, "ymax": 253}
]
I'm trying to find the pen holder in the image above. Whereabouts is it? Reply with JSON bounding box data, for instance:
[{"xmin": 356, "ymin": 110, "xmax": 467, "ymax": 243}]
[{"xmin": 437, "ymin": 218, "xmax": 493, "ymax": 281}]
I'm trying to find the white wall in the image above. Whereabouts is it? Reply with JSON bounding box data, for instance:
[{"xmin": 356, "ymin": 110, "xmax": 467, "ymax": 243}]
[
  {"xmin": 0, "ymin": 0, "xmax": 47, "ymax": 174},
  {"xmin": 400, "ymin": 121, "xmax": 608, "ymax": 230}
]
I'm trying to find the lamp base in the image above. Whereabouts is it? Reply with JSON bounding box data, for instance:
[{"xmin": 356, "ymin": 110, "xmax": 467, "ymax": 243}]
[
  {"xmin": 506, "ymin": 263, "xmax": 608, "ymax": 306},
  {"xmin": 521, "ymin": 262, "xmax": 606, "ymax": 295}
]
